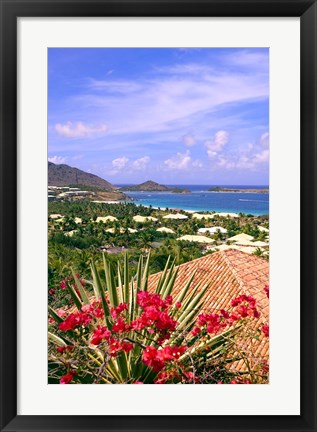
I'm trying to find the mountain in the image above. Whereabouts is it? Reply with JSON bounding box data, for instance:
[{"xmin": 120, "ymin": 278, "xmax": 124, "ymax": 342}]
[
  {"xmin": 48, "ymin": 162, "xmax": 115, "ymax": 190},
  {"xmin": 120, "ymin": 180, "xmax": 170, "ymax": 192},
  {"xmin": 120, "ymin": 180, "xmax": 190, "ymax": 193}
]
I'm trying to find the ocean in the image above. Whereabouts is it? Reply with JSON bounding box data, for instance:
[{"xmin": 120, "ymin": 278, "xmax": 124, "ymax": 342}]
[{"xmin": 117, "ymin": 185, "xmax": 269, "ymax": 216}]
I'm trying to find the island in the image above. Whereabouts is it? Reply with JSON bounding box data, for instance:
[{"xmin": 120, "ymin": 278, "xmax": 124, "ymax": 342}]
[
  {"xmin": 208, "ymin": 186, "xmax": 269, "ymax": 194},
  {"xmin": 120, "ymin": 180, "xmax": 191, "ymax": 194}
]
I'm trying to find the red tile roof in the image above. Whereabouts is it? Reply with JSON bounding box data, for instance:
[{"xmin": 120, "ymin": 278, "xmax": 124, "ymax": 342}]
[{"xmin": 148, "ymin": 249, "xmax": 269, "ymax": 373}]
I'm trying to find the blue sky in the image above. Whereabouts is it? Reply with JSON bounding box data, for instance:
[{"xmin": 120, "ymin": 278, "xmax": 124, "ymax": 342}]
[{"xmin": 48, "ymin": 48, "xmax": 269, "ymax": 185}]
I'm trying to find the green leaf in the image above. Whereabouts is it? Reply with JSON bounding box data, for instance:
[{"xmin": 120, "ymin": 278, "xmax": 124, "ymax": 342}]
[
  {"xmin": 71, "ymin": 269, "xmax": 90, "ymax": 304},
  {"xmin": 155, "ymin": 256, "xmax": 171, "ymax": 294},
  {"xmin": 48, "ymin": 331, "xmax": 67, "ymax": 347},
  {"xmin": 129, "ymin": 277, "xmax": 135, "ymax": 322},
  {"xmin": 91, "ymin": 259, "xmax": 111, "ymax": 328},
  {"xmin": 117, "ymin": 262, "xmax": 124, "ymax": 304},
  {"xmin": 48, "ymin": 306, "xmax": 63, "ymax": 324},
  {"xmin": 124, "ymin": 252, "xmax": 129, "ymax": 304},
  {"xmin": 136, "ymin": 255, "xmax": 143, "ymax": 292},
  {"xmin": 175, "ymin": 271, "xmax": 196, "ymax": 305},
  {"xmin": 66, "ymin": 281, "xmax": 82, "ymax": 311},
  {"xmin": 162, "ymin": 268, "xmax": 179, "ymax": 299},
  {"xmin": 103, "ymin": 254, "xmax": 118, "ymax": 307},
  {"xmin": 141, "ymin": 252, "xmax": 151, "ymax": 291}
]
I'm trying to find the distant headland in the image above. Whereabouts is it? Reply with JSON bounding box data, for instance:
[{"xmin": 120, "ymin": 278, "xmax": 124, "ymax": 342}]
[
  {"xmin": 119, "ymin": 180, "xmax": 191, "ymax": 194},
  {"xmin": 208, "ymin": 186, "xmax": 269, "ymax": 194}
]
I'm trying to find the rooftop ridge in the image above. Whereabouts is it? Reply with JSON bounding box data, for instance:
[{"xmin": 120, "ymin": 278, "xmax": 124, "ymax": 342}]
[{"xmin": 221, "ymin": 250, "xmax": 252, "ymax": 294}]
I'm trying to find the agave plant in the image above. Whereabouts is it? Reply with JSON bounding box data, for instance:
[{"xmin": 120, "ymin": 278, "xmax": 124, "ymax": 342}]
[{"xmin": 48, "ymin": 253, "xmax": 262, "ymax": 384}]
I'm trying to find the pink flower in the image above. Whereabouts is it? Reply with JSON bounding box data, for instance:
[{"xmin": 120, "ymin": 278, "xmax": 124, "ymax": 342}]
[
  {"xmin": 91, "ymin": 325, "xmax": 111, "ymax": 345},
  {"xmin": 191, "ymin": 327, "xmax": 201, "ymax": 336},
  {"xmin": 264, "ymin": 285, "xmax": 269, "ymax": 298},
  {"xmin": 112, "ymin": 318, "xmax": 130, "ymax": 333},
  {"xmin": 60, "ymin": 370, "xmax": 76, "ymax": 384},
  {"xmin": 56, "ymin": 345, "xmax": 73, "ymax": 353},
  {"xmin": 58, "ymin": 312, "xmax": 92, "ymax": 331},
  {"xmin": 262, "ymin": 324, "xmax": 269, "ymax": 338},
  {"xmin": 121, "ymin": 342, "xmax": 133, "ymax": 353}
]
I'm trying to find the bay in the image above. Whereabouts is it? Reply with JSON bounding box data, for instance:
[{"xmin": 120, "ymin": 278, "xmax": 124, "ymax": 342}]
[{"xmin": 117, "ymin": 185, "xmax": 269, "ymax": 216}]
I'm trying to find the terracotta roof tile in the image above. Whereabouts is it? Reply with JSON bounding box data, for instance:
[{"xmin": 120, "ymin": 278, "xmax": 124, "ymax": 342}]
[{"xmin": 148, "ymin": 249, "xmax": 269, "ymax": 373}]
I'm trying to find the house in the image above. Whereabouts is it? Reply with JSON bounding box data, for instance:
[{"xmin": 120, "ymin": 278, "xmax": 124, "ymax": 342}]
[
  {"xmin": 104, "ymin": 246, "xmax": 126, "ymax": 254},
  {"xmin": 192, "ymin": 213, "xmax": 215, "ymax": 220},
  {"xmin": 105, "ymin": 227, "xmax": 137, "ymax": 234},
  {"xmin": 147, "ymin": 250, "xmax": 269, "ymax": 373},
  {"xmin": 258, "ymin": 226, "xmax": 269, "ymax": 233},
  {"xmin": 156, "ymin": 227, "xmax": 175, "ymax": 234},
  {"xmin": 163, "ymin": 213, "xmax": 188, "ymax": 220},
  {"xmin": 177, "ymin": 235, "xmax": 215, "ymax": 244},
  {"xmin": 64, "ymin": 230, "xmax": 78, "ymax": 237},
  {"xmin": 227, "ymin": 233, "xmax": 254, "ymax": 243},
  {"xmin": 133, "ymin": 215, "xmax": 158, "ymax": 223},
  {"xmin": 96, "ymin": 216, "xmax": 118, "ymax": 223},
  {"xmin": 49, "ymin": 214, "xmax": 63, "ymax": 219},
  {"xmin": 214, "ymin": 212, "xmax": 240, "ymax": 218},
  {"xmin": 212, "ymin": 244, "xmax": 268, "ymax": 256},
  {"xmin": 198, "ymin": 227, "xmax": 227, "ymax": 235}
]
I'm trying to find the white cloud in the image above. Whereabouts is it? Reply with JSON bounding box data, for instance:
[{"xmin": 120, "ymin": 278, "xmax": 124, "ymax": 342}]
[
  {"xmin": 213, "ymin": 131, "xmax": 269, "ymax": 171},
  {"xmin": 205, "ymin": 130, "xmax": 229, "ymax": 157},
  {"xmin": 260, "ymin": 132, "xmax": 269, "ymax": 148},
  {"xmin": 236, "ymin": 156, "xmax": 256, "ymax": 169},
  {"xmin": 132, "ymin": 156, "xmax": 150, "ymax": 170},
  {"xmin": 254, "ymin": 149, "xmax": 269, "ymax": 164},
  {"xmin": 157, "ymin": 63, "xmax": 211, "ymax": 76},
  {"xmin": 48, "ymin": 155, "xmax": 67, "ymax": 164},
  {"xmin": 192, "ymin": 160, "xmax": 203, "ymax": 168},
  {"xmin": 74, "ymin": 64, "xmax": 268, "ymax": 137},
  {"xmin": 72, "ymin": 154, "xmax": 84, "ymax": 161},
  {"xmin": 224, "ymin": 150, "xmax": 269, "ymax": 171},
  {"xmin": 217, "ymin": 156, "xmax": 235, "ymax": 170},
  {"xmin": 224, "ymin": 50, "xmax": 269, "ymax": 72},
  {"xmin": 182, "ymin": 133, "xmax": 196, "ymax": 147},
  {"xmin": 112, "ymin": 156, "xmax": 129, "ymax": 171},
  {"xmin": 89, "ymin": 79, "xmax": 142, "ymax": 94},
  {"xmin": 164, "ymin": 150, "xmax": 191, "ymax": 170},
  {"xmin": 55, "ymin": 121, "xmax": 108, "ymax": 138}
]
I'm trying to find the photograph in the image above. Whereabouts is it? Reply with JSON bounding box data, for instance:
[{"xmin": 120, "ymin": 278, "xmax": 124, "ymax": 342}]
[{"xmin": 47, "ymin": 47, "xmax": 270, "ymax": 385}]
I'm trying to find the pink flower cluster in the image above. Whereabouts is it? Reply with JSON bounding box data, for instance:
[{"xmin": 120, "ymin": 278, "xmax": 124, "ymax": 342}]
[
  {"xmin": 264, "ymin": 285, "xmax": 269, "ymax": 298},
  {"xmin": 58, "ymin": 312, "xmax": 92, "ymax": 331},
  {"xmin": 81, "ymin": 301, "xmax": 104, "ymax": 318},
  {"xmin": 230, "ymin": 295, "xmax": 260, "ymax": 319},
  {"xmin": 53, "ymin": 280, "xmax": 269, "ymax": 384},
  {"xmin": 192, "ymin": 295, "xmax": 260, "ymax": 337},
  {"xmin": 142, "ymin": 345, "xmax": 187, "ymax": 372},
  {"xmin": 60, "ymin": 370, "xmax": 76, "ymax": 384},
  {"xmin": 56, "ymin": 345, "xmax": 74, "ymax": 354},
  {"xmin": 130, "ymin": 292, "xmax": 178, "ymax": 343},
  {"xmin": 90, "ymin": 325, "xmax": 133, "ymax": 356},
  {"xmin": 262, "ymin": 324, "xmax": 269, "ymax": 337}
]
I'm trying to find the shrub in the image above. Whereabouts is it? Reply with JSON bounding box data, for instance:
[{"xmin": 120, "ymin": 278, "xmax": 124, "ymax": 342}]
[{"xmin": 48, "ymin": 254, "xmax": 269, "ymax": 384}]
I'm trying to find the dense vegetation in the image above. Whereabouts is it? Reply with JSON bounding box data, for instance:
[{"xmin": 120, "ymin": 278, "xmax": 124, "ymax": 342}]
[
  {"xmin": 48, "ymin": 201, "xmax": 269, "ymax": 309},
  {"xmin": 48, "ymin": 254, "xmax": 269, "ymax": 384}
]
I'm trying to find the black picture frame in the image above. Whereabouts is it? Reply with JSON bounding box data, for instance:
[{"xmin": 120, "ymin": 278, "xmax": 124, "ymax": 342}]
[{"xmin": 0, "ymin": 0, "xmax": 316, "ymax": 431}]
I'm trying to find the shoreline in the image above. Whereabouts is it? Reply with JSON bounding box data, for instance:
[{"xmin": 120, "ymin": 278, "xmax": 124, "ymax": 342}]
[
  {"xmin": 93, "ymin": 200, "xmax": 269, "ymax": 216},
  {"xmin": 133, "ymin": 203, "xmax": 268, "ymax": 216}
]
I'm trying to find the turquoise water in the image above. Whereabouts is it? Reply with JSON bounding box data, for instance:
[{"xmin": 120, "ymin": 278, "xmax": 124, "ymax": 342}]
[{"xmin": 118, "ymin": 185, "xmax": 269, "ymax": 216}]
